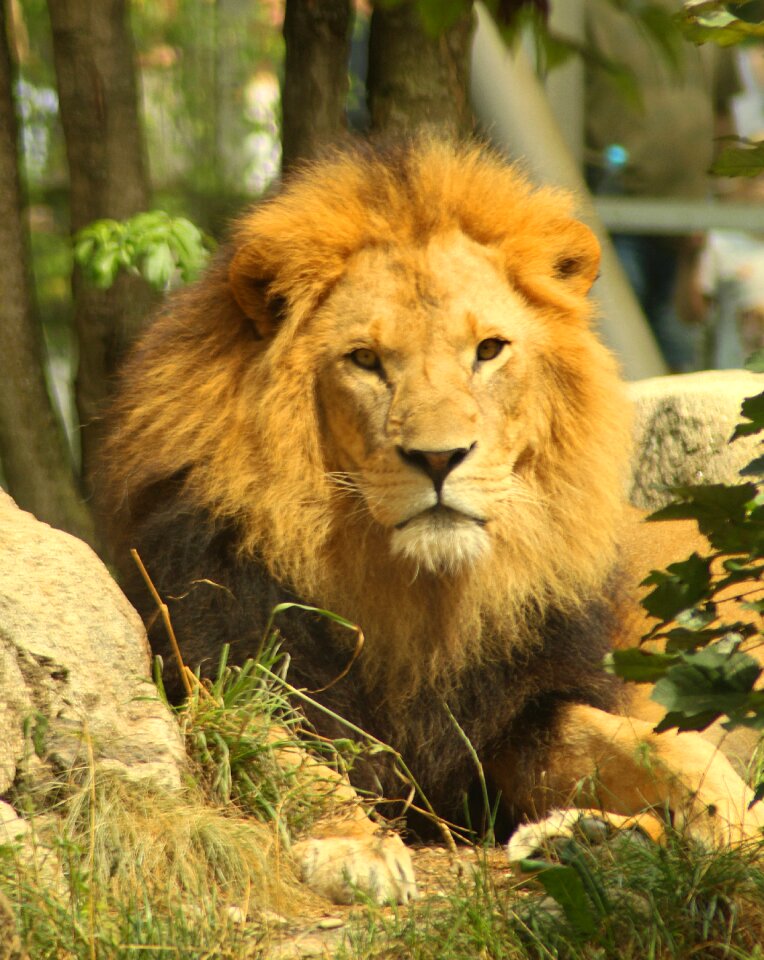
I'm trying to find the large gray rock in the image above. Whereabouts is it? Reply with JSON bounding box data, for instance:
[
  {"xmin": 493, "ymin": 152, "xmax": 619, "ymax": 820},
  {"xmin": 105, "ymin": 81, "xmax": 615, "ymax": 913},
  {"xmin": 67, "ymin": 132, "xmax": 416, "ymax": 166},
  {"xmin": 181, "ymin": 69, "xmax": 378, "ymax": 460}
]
[
  {"xmin": 628, "ymin": 369, "xmax": 762, "ymax": 511},
  {"xmin": 0, "ymin": 491, "xmax": 185, "ymax": 795}
]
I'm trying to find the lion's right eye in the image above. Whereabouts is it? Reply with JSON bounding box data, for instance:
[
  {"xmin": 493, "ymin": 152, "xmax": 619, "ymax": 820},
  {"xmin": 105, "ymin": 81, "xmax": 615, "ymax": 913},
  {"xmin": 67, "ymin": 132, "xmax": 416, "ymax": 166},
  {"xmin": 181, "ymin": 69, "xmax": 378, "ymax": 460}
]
[
  {"xmin": 476, "ymin": 338, "xmax": 506, "ymax": 362},
  {"xmin": 349, "ymin": 348, "xmax": 381, "ymax": 371}
]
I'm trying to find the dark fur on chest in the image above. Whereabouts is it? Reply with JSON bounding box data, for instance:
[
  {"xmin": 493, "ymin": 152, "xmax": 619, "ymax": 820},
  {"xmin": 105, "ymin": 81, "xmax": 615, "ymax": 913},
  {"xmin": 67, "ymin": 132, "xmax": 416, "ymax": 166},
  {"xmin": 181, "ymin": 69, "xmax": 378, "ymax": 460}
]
[{"xmin": 120, "ymin": 493, "xmax": 623, "ymax": 838}]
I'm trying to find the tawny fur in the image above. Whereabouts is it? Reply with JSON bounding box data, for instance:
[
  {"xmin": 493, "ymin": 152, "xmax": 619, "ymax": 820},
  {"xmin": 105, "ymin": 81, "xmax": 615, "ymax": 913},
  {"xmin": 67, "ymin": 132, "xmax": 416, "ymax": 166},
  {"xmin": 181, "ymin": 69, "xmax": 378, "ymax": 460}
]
[
  {"xmin": 103, "ymin": 140, "xmax": 628, "ymax": 703},
  {"xmin": 101, "ymin": 141, "xmax": 764, "ymax": 848}
]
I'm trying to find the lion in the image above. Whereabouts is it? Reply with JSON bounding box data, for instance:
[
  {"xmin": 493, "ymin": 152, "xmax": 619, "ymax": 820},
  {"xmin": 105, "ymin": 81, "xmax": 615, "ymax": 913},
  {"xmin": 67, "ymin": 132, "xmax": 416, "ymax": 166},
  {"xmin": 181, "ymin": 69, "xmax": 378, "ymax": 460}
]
[{"xmin": 101, "ymin": 139, "xmax": 763, "ymax": 905}]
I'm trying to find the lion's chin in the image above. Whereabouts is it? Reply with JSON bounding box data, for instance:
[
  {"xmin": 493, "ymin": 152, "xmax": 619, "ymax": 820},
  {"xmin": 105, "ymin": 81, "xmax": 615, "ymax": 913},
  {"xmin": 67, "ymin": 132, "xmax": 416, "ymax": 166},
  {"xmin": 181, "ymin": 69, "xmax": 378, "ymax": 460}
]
[{"xmin": 389, "ymin": 510, "xmax": 489, "ymax": 576}]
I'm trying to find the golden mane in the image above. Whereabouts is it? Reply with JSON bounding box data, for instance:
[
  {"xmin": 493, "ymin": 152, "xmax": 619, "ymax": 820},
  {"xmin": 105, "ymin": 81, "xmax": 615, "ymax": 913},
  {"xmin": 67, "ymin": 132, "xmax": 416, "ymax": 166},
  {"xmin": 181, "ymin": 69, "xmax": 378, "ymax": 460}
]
[{"xmin": 105, "ymin": 139, "xmax": 630, "ymax": 699}]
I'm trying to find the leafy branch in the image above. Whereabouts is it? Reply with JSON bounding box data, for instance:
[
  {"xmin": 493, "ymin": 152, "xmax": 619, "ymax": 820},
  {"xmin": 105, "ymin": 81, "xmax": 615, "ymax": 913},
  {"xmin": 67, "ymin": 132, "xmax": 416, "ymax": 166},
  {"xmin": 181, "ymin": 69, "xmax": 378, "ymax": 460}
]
[
  {"xmin": 73, "ymin": 210, "xmax": 214, "ymax": 292},
  {"xmin": 609, "ymin": 352, "xmax": 764, "ymax": 787},
  {"xmin": 680, "ymin": 1, "xmax": 764, "ymax": 47}
]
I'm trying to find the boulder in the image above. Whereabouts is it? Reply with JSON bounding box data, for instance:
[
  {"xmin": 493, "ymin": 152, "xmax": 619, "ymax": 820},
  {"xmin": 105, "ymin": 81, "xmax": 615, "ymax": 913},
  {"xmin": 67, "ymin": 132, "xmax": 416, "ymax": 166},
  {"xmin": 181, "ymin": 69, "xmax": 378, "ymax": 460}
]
[
  {"xmin": 628, "ymin": 369, "xmax": 762, "ymax": 511},
  {"xmin": 0, "ymin": 490, "xmax": 184, "ymax": 796}
]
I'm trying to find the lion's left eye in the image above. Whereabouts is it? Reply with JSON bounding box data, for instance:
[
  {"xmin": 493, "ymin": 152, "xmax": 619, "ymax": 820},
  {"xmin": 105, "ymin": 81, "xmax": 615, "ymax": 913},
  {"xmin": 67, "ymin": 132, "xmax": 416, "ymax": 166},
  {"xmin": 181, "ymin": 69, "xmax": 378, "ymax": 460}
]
[
  {"xmin": 349, "ymin": 347, "xmax": 381, "ymax": 371},
  {"xmin": 476, "ymin": 338, "xmax": 506, "ymax": 362}
]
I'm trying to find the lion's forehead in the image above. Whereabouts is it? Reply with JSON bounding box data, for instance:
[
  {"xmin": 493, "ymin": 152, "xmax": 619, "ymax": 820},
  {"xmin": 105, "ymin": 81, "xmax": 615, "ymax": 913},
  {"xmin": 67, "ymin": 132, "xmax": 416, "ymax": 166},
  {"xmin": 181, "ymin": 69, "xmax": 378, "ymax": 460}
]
[{"xmin": 318, "ymin": 230, "xmax": 532, "ymax": 351}]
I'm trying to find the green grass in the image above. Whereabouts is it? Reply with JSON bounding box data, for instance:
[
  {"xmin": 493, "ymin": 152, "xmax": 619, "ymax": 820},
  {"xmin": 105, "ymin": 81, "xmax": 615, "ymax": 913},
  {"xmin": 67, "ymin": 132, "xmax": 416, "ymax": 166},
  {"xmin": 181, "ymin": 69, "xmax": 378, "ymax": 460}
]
[
  {"xmin": 339, "ymin": 832, "xmax": 764, "ymax": 960},
  {"xmin": 1, "ymin": 646, "xmax": 763, "ymax": 958}
]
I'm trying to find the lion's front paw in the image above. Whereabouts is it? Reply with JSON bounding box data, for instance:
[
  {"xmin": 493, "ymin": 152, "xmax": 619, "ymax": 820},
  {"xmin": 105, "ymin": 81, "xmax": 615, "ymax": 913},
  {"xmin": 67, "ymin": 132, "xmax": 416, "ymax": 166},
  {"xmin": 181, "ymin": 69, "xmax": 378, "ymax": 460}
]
[
  {"xmin": 506, "ymin": 808, "xmax": 663, "ymax": 866},
  {"xmin": 292, "ymin": 831, "xmax": 417, "ymax": 905}
]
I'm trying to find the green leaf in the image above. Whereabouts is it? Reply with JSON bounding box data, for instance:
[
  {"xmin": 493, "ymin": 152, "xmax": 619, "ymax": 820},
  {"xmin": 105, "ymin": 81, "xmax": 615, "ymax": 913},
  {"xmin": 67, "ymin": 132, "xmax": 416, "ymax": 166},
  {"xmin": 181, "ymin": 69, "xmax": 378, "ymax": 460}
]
[
  {"xmin": 606, "ymin": 648, "xmax": 680, "ymax": 683},
  {"xmin": 651, "ymin": 484, "xmax": 757, "ymax": 525},
  {"xmin": 720, "ymin": 558, "xmax": 764, "ymax": 584},
  {"xmin": 664, "ymin": 627, "xmax": 726, "ymax": 652},
  {"xmin": 73, "ymin": 236, "xmax": 95, "ymax": 266},
  {"xmin": 170, "ymin": 218, "xmax": 208, "ymax": 281},
  {"xmin": 681, "ymin": 7, "xmax": 764, "ymax": 47},
  {"xmin": 142, "ymin": 242, "xmax": 176, "ymax": 289},
  {"xmin": 520, "ymin": 862, "xmax": 598, "ymax": 937},
  {"xmin": 90, "ymin": 248, "xmax": 121, "ymax": 288},
  {"xmin": 674, "ymin": 604, "xmax": 717, "ymax": 630},
  {"xmin": 73, "ymin": 210, "xmax": 211, "ymax": 292},
  {"xmin": 535, "ymin": 30, "xmax": 578, "ymax": 73},
  {"xmin": 654, "ymin": 708, "xmax": 720, "ymax": 733},
  {"xmin": 641, "ymin": 553, "xmax": 712, "ymax": 621},
  {"xmin": 733, "ymin": 391, "xmax": 764, "ymax": 440},
  {"xmin": 651, "ymin": 649, "xmax": 761, "ymax": 722},
  {"xmin": 266, "ymin": 601, "xmax": 362, "ymax": 633},
  {"xmin": 649, "ymin": 484, "xmax": 761, "ymax": 554},
  {"xmin": 740, "ymin": 455, "xmax": 764, "ymax": 478}
]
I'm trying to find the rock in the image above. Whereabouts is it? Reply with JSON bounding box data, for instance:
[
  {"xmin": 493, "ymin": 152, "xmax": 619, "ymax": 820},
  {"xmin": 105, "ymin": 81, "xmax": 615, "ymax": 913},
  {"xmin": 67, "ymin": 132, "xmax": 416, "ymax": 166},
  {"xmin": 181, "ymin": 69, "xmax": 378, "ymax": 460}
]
[
  {"xmin": 0, "ymin": 491, "xmax": 185, "ymax": 795},
  {"xmin": 628, "ymin": 369, "xmax": 762, "ymax": 511},
  {"xmin": 0, "ymin": 801, "xmax": 28, "ymax": 845}
]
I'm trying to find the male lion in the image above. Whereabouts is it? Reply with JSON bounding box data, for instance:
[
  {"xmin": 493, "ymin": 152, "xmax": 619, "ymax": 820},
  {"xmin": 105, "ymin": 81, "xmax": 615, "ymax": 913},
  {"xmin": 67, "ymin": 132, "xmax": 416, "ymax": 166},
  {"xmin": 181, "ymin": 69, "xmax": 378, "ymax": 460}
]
[{"xmin": 102, "ymin": 140, "xmax": 763, "ymax": 904}]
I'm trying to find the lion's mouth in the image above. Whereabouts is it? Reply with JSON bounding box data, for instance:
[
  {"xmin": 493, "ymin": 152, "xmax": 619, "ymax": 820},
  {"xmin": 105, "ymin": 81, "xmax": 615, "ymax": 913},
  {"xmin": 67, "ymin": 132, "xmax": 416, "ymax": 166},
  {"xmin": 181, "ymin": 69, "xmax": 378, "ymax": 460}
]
[
  {"xmin": 390, "ymin": 503, "xmax": 490, "ymax": 573},
  {"xmin": 394, "ymin": 504, "xmax": 487, "ymax": 530}
]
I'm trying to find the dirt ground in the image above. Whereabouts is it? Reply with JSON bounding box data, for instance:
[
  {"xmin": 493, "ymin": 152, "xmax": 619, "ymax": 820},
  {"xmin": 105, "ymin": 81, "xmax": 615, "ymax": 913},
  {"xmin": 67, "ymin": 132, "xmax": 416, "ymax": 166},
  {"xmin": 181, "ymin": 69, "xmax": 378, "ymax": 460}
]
[{"xmin": 260, "ymin": 844, "xmax": 521, "ymax": 959}]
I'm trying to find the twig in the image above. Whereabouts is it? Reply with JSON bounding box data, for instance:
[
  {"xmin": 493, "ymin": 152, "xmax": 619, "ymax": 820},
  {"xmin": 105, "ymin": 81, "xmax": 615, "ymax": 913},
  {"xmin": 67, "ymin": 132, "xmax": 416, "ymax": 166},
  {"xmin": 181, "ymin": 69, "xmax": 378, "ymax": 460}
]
[
  {"xmin": 85, "ymin": 731, "xmax": 97, "ymax": 960},
  {"xmin": 442, "ymin": 700, "xmax": 495, "ymax": 846},
  {"xmin": 131, "ymin": 548, "xmax": 194, "ymax": 699}
]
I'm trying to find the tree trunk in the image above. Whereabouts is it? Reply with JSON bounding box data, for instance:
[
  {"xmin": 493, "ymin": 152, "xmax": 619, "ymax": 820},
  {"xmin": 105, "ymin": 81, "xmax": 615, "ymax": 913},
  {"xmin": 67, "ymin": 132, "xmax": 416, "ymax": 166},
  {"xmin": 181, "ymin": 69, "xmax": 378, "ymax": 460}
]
[
  {"xmin": 282, "ymin": 0, "xmax": 354, "ymax": 171},
  {"xmin": 0, "ymin": 2, "xmax": 95, "ymax": 543},
  {"xmin": 367, "ymin": 2, "xmax": 475, "ymax": 138},
  {"xmin": 47, "ymin": 0, "xmax": 152, "ymax": 491}
]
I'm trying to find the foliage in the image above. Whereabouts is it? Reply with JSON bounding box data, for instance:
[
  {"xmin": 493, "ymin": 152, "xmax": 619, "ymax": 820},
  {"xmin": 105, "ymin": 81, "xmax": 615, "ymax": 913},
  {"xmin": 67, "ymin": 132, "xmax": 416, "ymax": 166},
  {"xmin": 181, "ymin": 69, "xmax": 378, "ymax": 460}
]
[
  {"xmin": 178, "ymin": 638, "xmax": 357, "ymax": 843},
  {"xmin": 73, "ymin": 211, "xmax": 213, "ymax": 292},
  {"xmin": 0, "ymin": 771, "xmax": 294, "ymax": 958},
  {"xmin": 376, "ymin": 0, "xmax": 684, "ymax": 87},
  {"xmin": 680, "ymin": 0, "xmax": 764, "ymax": 46},
  {"xmin": 6, "ymin": 798, "xmax": 763, "ymax": 960},
  {"xmin": 681, "ymin": 2, "xmax": 764, "ymax": 177},
  {"xmin": 3, "ymin": 622, "xmax": 764, "ymax": 958},
  {"xmin": 609, "ymin": 352, "xmax": 764, "ymax": 784},
  {"xmin": 338, "ymin": 829, "xmax": 764, "ymax": 960},
  {"xmin": 512, "ymin": 827, "xmax": 764, "ymax": 958},
  {"xmin": 605, "ymin": 0, "xmax": 764, "ymax": 797}
]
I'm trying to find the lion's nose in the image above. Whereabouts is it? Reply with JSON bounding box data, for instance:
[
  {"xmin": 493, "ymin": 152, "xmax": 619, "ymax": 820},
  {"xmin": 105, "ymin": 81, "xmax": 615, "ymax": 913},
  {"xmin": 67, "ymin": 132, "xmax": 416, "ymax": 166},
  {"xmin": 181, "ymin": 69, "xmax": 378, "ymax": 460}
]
[{"xmin": 397, "ymin": 443, "xmax": 476, "ymax": 493}]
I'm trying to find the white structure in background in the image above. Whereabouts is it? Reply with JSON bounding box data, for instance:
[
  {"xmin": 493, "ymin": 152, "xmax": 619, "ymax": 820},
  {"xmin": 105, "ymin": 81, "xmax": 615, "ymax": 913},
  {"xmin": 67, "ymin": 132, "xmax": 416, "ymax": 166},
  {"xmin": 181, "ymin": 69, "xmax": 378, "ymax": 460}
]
[
  {"xmin": 700, "ymin": 229, "xmax": 764, "ymax": 368},
  {"xmin": 243, "ymin": 70, "xmax": 281, "ymax": 195}
]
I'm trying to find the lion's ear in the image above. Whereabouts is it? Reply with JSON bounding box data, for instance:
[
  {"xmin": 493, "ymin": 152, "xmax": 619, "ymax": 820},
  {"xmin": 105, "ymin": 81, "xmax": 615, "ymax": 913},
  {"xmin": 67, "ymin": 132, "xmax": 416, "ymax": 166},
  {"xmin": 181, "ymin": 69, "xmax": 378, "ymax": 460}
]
[
  {"xmin": 507, "ymin": 218, "xmax": 601, "ymax": 320},
  {"xmin": 550, "ymin": 220, "xmax": 601, "ymax": 296},
  {"xmin": 229, "ymin": 248, "xmax": 286, "ymax": 338}
]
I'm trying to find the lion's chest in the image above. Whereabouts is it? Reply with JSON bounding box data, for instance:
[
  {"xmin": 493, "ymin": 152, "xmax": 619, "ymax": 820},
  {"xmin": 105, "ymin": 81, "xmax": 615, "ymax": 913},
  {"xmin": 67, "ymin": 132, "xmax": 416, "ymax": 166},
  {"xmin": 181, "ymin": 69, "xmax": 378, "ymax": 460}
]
[{"xmin": 284, "ymin": 594, "xmax": 622, "ymax": 825}]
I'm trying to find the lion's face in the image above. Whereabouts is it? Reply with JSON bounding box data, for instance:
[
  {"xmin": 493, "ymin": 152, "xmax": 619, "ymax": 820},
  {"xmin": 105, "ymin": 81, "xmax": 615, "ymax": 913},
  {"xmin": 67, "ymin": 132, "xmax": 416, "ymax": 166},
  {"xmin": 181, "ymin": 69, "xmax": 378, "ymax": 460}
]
[
  {"xmin": 108, "ymin": 141, "xmax": 631, "ymax": 666},
  {"xmin": 312, "ymin": 231, "xmax": 562, "ymax": 575}
]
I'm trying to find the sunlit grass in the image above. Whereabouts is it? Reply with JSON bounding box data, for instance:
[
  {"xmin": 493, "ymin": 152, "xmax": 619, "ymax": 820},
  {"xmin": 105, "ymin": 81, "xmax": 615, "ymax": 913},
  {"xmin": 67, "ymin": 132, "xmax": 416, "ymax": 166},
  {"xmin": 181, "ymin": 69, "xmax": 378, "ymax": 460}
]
[{"xmin": 1, "ymin": 641, "xmax": 762, "ymax": 959}]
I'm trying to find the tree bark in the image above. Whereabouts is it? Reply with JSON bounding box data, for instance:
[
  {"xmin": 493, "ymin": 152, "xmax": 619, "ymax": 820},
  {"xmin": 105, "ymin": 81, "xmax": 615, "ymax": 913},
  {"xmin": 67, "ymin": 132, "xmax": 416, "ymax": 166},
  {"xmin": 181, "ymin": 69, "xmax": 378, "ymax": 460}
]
[
  {"xmin": 47, "ymin": 0, "xmax": 152, "ymax": 491},
  {"xmin": 282, "ymin": 0, "xmax": 354, "ymax": 171},
  {"xmin": 0, "ymin": 2, "xmax": 94, "ymax": 542},
  {"xmin": 368, "ymin": 2, "xmax": 475, "ymax": 138}
]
